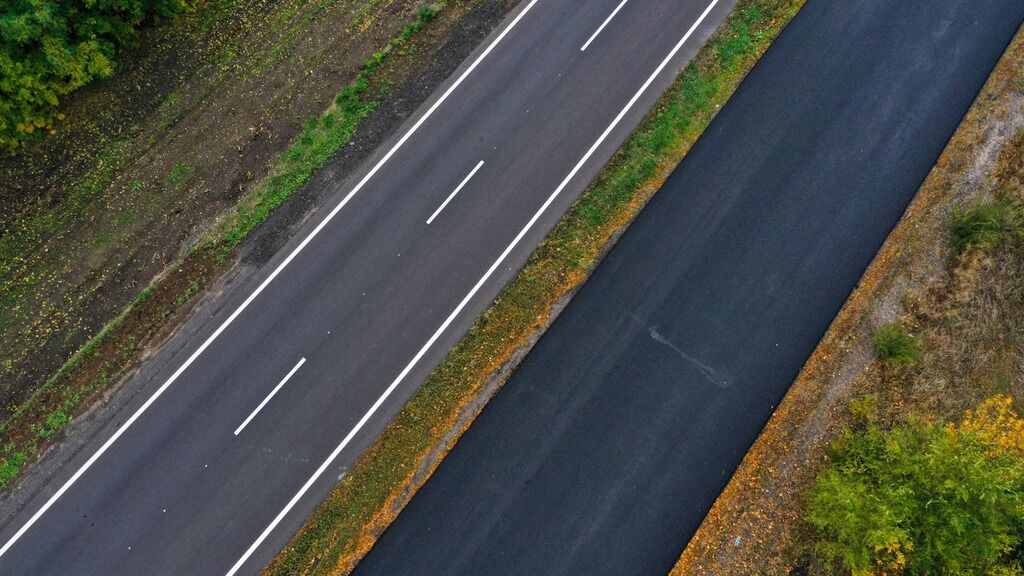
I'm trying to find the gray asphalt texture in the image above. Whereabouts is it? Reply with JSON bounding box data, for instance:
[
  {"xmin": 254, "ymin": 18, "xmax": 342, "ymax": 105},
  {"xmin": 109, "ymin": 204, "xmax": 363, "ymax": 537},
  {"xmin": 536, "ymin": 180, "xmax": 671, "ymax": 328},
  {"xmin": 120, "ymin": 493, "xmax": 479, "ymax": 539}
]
[
  {"xmin": 0, "ymin": 1, "xmax": 739, "ymax": 574},
  {"xmin": 353, "ymin": 2, "xmax": 1024, "ymax": 575}
]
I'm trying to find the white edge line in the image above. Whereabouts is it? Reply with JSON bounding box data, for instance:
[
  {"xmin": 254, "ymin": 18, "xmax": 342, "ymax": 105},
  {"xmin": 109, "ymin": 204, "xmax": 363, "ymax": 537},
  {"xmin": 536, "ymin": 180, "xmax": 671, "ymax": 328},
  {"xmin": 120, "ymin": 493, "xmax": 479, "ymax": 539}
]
[
  {"xmin": 0, "ymin": 0, "xmax": 543, "ymax": 561},
  {"xmin": 426, "ymin": 160, "xmax": 486, "ymax": 224},
  {"xmin": 226, "ymin": 1, "xmax": 722, "ymax": 574},
  {"xmin": 233, "ymin": 358, "xmax": 306, "ymax": 436},
  {"xmin": 580, "ymin": 0, "xmax": 630, "ymax": 52}
]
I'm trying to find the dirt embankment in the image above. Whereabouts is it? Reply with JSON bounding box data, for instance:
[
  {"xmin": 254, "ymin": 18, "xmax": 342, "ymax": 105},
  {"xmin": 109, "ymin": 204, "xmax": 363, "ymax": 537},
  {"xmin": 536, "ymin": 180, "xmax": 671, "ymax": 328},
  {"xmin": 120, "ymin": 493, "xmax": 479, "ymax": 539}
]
[
  {"xmin": 672, "ymin": 26, "xmax": 1024, "ymax": 576},
  {"xmin": 0, "ymin": 0, "xmax": 512, "ymax": 416}
]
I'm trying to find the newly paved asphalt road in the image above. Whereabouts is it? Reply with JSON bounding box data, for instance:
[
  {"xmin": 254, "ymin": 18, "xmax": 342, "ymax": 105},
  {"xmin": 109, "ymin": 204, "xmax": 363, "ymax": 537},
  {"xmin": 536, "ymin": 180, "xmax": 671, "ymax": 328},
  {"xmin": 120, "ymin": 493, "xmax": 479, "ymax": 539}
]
[
  {"xmin": 353, "ymin": 2, "xmax": 1024, "ymax": 575},
  {"xmin": 0, "ymin": 0, "xmax": 741, "ymax": 574}
]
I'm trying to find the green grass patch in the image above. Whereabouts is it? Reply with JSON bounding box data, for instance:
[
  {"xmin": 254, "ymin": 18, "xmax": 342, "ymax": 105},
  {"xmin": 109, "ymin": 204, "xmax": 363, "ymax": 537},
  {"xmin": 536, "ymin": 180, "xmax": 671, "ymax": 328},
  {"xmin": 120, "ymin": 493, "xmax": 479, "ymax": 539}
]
[
  {"xmin": 0, "ymin": 452, "xmax": 27, "ymax": 486},
  {"xmin": 873, "ymin": 321, "xmax": 920, "ymax": 365},
  {"xmin": 36, "ymin": 411, "xmax": 70, "ymax": 440},
  {"xmin": 90, "ymin": 233, "xmax": 112, "ymax": 248},
  {"xmin": 218, "ymin": 92, "xmax": 376, "ymax": 245},
  {"xmin": 265, "ymin": 1, "xmax": 807, "ymax": 574},
  {"xmin": 134, "ymin": 282, "xmax": 155, "ymax": 303},
  {"xmin": 216, "ymin": 3, "xmax": 450, "ymax": 246},
  {"xmin": 167, "ymin": 162, "xmax": 195, "ymax": 186},
  {"xmin": 174, "ymin": 279, "xmax": 202, "ymax": 306},
  {"xmin": 950, "ymin": 200, "xmax": 1010, "ymax": 254}
]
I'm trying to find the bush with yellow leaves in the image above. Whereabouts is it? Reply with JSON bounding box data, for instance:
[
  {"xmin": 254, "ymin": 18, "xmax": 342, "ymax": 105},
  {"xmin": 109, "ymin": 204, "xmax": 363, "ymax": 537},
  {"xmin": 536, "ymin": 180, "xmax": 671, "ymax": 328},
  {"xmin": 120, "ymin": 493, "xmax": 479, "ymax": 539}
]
[{"xmin": 806, "ymin": 396, "xmax": 1024, "ymax": 575}]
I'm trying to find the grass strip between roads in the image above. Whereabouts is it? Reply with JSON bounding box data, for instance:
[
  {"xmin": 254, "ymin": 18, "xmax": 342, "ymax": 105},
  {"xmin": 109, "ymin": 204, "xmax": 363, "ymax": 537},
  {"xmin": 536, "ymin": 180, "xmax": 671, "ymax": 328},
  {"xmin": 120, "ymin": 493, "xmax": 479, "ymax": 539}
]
[
  {"xmin": 265, "ymin": 1, "xmax": 807, "ymax": 574},
  {"xmin": 0, "ymin": 2, "xmax": 452, "ymax": 488}
]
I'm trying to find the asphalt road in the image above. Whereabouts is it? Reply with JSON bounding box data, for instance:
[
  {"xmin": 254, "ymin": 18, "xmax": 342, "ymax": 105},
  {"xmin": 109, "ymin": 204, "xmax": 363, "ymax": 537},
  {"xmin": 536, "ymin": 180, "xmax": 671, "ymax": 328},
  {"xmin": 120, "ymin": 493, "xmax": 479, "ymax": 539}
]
[
  {"xmin": 352, "ymin": 2, "xmax": 1024, "ymax": 575},
  {"xmin": 0, "ymin": 0, "xmax": 741, "ymax": 574}
]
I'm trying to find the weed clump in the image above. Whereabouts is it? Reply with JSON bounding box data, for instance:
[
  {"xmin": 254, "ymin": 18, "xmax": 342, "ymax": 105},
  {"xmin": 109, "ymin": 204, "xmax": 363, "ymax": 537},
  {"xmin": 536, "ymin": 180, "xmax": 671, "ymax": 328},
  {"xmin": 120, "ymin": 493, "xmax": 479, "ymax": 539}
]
[
  {"xmin": 36, "ymin": 410, "xmax": 69, "ymax": 440},
  {"xmin": 872, "ymin": 321, "xmax": 920, "ymax": 365},
  {"xmin": 417, "ymin": 5, "xmax": 438, "ymax": 23},
  {"xmin": 847, "ymin": 394, "xmax": 878, "ymax": 426},
  {"xmin": 950, "ymin": 201, "xmax": 1009, "ymax": 254},
  {"xmin": 0, "ymin": 452, "xmax": 27, "ymax": 485}
]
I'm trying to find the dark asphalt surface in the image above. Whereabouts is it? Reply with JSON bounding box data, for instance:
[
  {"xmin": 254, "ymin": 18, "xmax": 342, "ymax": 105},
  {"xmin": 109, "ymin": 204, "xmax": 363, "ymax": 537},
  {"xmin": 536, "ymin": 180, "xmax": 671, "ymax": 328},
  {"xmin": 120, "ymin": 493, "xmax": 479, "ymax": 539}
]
[
  {"xmin": 353, "ymin": 2, "xmax": 1024, "ymax": 575},
  {"xmin": 0, "ymin": 1, "xmax": 739, "ymax": 574}
]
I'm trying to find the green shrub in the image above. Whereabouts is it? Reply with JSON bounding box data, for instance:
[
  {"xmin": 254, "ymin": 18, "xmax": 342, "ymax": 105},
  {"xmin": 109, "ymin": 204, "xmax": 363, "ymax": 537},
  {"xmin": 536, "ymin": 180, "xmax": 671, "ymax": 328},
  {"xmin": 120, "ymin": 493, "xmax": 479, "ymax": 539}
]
[
  {"xmin": 951, "ymin": 202, "xmax": 1009, "ymax": 254},
  {"xmin": 401, "ymin": 21, "xmax": 424, "ymax": 40},
  {"xmin": 0, "ymin": 0, "xmax": 189, "ymax": 148},
  {"xmin": 417, "ymin": 5, "xmax": 438, "ymax": 22},
  {"xmin": 873, "ymin": 321, "xmax": 920, "ymax": 365},
  {"xmin": 806, "ymin": 397, "xmax": 1024, "ymax": 575}
]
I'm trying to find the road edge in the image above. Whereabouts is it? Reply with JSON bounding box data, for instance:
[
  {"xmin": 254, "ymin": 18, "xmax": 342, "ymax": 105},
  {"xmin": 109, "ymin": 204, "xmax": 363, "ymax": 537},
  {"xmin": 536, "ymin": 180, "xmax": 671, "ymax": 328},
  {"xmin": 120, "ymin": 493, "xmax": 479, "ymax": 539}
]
[{"xmin": 264, "ymin": 1, "xmax": 807, "ymax": 574}]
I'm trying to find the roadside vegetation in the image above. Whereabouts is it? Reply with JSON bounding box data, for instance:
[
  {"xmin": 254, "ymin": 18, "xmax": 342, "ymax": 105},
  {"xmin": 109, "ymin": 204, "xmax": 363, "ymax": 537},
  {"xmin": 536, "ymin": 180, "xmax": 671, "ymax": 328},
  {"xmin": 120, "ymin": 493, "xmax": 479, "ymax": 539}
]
[
  {"xmin": 0, "ymin": 0, "xmax": 482, "ymax": 488},
  {"xmin": 672, "ymin": 27, "xmax": 1024, "ymax": 576},
  {"xmin": 807, "ymin": 396, "xmax": 1024, "ymax": 575},
  {"xmin": 950, "ymin": 201, "xmax": 1011, "ymax": 254},
  {"xmin": 0, "ymin": 0, "xmax": 189, "ymax": 148},
  {"xmin": 803, "ymin": 163, "xmax": 1024, "ymax": 575},
  {"xmin": 872, "ymin": 321, "xmax": 919, "ymax": 365},
  {"xmin": 266, "ymin": 1, "xmax": 808, "ymax": 574}
]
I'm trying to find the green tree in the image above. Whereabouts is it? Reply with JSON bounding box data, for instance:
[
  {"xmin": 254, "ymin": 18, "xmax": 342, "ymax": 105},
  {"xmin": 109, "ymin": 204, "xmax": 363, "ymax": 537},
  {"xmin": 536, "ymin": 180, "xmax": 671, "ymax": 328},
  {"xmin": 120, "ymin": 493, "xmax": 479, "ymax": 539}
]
[
  {"xmin": 0, "ymin": 0, "xmax": 188, "ymax": 148},
  {"xmin": 806, "ymin": 396, "xmax": 1024, "ymax": 575}
]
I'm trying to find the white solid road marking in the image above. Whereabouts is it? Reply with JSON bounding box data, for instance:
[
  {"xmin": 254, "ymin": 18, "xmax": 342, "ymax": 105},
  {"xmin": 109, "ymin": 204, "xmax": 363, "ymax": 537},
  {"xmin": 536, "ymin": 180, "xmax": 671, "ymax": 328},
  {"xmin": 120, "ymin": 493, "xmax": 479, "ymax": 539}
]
[
  {"xmin": 427, "ymin": 160, "xmax": 485, "ymax": 224},
  {"xmin": 233, "ymin": 358, "xmax": 306, "ymax": 436},
  {"xmin": 226, "ymin": 0, "xmax": 722, "ymax": 573},
  {"xmin": 580, "ymin": 0, "xmax": 630, "ymax": 52},
  {"xmin": 0, "ymin": 0, "xmax": 542, "ymax": 562}
]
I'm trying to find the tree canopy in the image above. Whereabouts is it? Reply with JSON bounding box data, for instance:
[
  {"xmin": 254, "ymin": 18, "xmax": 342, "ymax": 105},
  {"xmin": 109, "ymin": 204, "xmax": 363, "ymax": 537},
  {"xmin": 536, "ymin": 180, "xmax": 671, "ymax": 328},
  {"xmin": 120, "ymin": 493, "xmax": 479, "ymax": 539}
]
[{"xmin": 0, "ymin": 0, "xmax": 188, "ymax": 148}]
